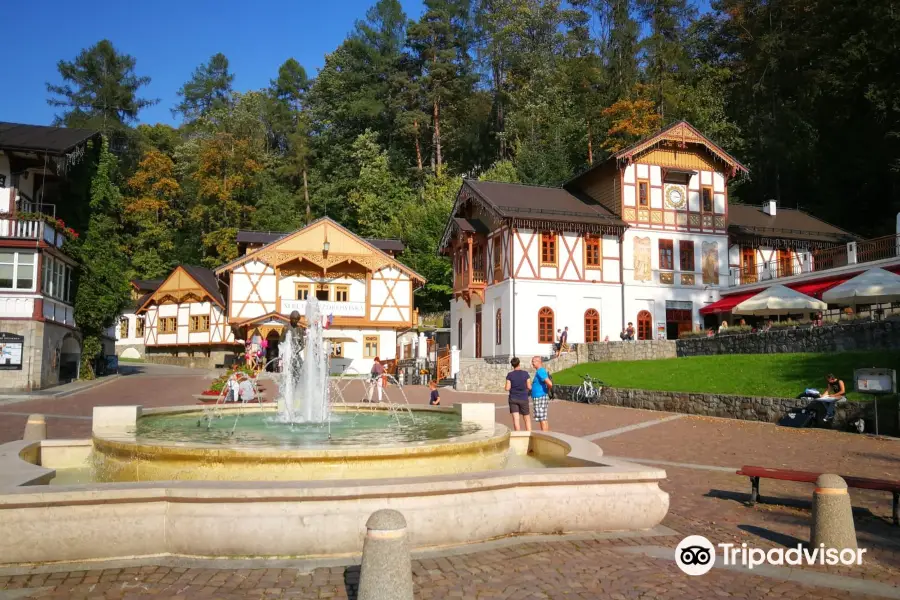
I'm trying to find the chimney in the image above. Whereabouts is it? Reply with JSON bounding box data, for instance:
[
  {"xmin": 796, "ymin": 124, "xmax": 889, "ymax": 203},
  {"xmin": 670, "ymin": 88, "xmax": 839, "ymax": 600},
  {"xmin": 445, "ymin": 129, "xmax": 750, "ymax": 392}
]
[{"xmin": 762, "ymin": 199, "xmax": 777, "ymax": 216}]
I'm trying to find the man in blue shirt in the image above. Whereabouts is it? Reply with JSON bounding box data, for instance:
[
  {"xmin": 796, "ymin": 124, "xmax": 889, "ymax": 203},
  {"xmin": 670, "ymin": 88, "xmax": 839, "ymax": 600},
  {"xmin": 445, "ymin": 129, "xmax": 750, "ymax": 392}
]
[{"xmin": 530, "ymin": 356, "xmax": 553, "ymax": 431}]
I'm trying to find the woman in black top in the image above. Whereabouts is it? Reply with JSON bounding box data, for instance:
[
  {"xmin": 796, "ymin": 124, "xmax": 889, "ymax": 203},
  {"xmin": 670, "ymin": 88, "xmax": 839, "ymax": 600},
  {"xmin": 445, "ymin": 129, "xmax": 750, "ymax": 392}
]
[{"xmin": 505, "ymin": 357, "xmax": 532, "ymax": 431}]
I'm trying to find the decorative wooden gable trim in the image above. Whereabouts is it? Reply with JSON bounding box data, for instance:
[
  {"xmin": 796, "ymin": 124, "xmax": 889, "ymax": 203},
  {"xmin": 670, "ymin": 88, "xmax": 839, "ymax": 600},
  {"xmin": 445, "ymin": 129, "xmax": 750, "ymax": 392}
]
[
  {"xmin": 215, "ymin": 217, "xmax": 425, "ymax": 285},
  {"xmin": 615, "ymin": 121, "xmax": 748, "ymax": 177},
  {"xmin": 136, "ymin": 266, "xmax": 223, "ymax": 314}
]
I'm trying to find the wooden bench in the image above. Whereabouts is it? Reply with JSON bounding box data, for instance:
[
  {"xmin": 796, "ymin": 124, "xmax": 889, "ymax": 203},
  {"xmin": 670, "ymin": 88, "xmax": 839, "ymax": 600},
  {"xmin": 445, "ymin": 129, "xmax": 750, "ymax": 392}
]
[{"xmin": 737, "ymin": 465, "xmax": 900, "ymax": 526}]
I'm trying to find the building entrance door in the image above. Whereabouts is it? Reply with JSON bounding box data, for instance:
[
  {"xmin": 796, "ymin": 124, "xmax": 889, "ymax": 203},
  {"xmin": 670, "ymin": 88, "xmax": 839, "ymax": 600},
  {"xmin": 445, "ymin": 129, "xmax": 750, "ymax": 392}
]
[
  {"xmin": 665, "ymin": 301, "xmax": 693, "ymax": 340},
  {"xmin": 637, "ymin": 310, "xmax": 652, "ymax": 340},
  {"xmin": 474, "ymin": 310, "xmax": 483, "ymax": 358}
]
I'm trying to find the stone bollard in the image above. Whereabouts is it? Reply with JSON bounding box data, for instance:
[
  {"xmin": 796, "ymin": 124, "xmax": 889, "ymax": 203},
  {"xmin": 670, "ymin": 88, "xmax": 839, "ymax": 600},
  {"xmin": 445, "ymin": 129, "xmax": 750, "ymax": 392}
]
[
  {"xmin": 810, "ymin": 474, "xmax": 857, "ymax": 550},
  {"xmin": 358, "ymin": 509, "xmax": 414, "ymax": 600},
  {"xmin": 22, "ymin": 414, "xmax": 47, "ymax": 442}
]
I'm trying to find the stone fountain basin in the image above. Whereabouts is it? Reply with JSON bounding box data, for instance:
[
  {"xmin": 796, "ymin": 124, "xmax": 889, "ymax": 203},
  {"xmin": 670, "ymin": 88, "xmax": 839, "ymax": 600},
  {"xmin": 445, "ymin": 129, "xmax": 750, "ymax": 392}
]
[
  {"xmin": 91, "ymin": 404, "xmax": 511, "ymax": 482},
  {"xmin": 0, "ymin": 406, "xmax": 669, "ymax": 564}
]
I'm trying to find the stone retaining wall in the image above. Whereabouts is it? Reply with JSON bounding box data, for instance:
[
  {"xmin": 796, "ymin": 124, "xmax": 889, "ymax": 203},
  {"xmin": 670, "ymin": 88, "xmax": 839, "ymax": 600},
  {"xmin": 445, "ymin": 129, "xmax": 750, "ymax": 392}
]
[
  {"xmin": 455, "ymin": 352, "xmax": 578, "ymax": 393},
  {"xmin": 576, "ymin": 340, "xmax": 677, "ymax": 363},
  {"xmin": 554, "ymin": 385, "xmax": 892, "ymax": 432},
  {"xmin": 676, "ymin": 319, "xmax": 900, "ymax": 357},
  {"xmin": 455, "ymin": 342, "xmax": 675, "ymax": 393},
  {"xmin": 144, "ymin": 350, "xmax": 231, "ymax": 370}
]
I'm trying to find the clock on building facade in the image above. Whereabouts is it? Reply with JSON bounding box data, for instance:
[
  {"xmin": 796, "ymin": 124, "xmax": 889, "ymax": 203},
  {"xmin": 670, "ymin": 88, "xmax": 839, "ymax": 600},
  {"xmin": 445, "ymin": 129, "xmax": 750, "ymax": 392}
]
[{"xmin": 664, "ymin": 184, "xmax": 687, "ymax": 209}]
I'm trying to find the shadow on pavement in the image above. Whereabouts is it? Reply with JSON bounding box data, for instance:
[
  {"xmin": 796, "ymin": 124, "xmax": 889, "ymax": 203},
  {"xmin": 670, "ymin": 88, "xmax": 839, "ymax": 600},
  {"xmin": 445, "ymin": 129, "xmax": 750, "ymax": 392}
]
[
  {"xmin": 706, "ymin": 488, "xmax": 812, "ymax": 510},
  {"xmin": 343, "ymin": 565, "xmax": 359, "ymax": 600},
  {"xmin": 738, "ymin": 524, "xmax": 807, "ymax": 548}
]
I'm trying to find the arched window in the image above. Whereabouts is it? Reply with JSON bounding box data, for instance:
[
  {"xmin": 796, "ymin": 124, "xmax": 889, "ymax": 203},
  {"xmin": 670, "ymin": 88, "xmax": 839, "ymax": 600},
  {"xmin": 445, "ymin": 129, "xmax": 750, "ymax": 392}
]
[
  {"xmin": 495, "ymin": 309, "xmax": 502, "ymax": 345},
  {"xmin": 538, "ymin": 307, "xmax": 554, "ymax": 344},
  {"xmin": 637, "ymin": 310, "xmax": 652, "ymax": 341},
  {"xmin": 584, "ymin": 309, "xmax": 600, "ymax": 343},
  {"xmin": 457, "ymin": 318, "xmax": 462, "ymax": 348}
]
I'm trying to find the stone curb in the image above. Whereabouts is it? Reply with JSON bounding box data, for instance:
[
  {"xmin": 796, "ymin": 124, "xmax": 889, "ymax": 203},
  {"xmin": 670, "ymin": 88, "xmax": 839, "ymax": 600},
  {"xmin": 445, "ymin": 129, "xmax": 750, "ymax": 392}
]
[
  {"xmin": 0, "ymin": 526, "xmax": 680, "ymax": 576},
  {"xmin": 0, "ymin": 374, "xmax": 121, "ymax": 406}
]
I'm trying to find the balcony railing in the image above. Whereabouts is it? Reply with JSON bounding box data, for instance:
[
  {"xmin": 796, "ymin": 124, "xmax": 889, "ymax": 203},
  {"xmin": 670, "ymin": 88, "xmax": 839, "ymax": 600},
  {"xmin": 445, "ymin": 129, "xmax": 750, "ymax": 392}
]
[
  {"xmin": 453, "ymin": 268, "xmax": 486, "ymax": 293},
  {"xmin": 729, "ymin": 234, "xmax": 900, "ymax": 287},
  {"xmin": 0, "ymin": 218, "xmax": 64, "ymax": 248}
]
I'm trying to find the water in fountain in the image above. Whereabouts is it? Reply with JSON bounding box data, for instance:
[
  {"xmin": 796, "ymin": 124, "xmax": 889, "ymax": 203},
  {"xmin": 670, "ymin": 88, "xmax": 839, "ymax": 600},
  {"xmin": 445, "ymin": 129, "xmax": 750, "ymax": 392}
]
[{"xmin": 277, "ymin": 297, "xmax": 330, "ymax": 423}]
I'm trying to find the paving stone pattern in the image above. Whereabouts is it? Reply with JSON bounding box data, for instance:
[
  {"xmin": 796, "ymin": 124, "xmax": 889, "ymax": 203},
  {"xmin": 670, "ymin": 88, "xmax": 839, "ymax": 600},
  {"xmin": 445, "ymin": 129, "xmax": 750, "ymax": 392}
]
[
  {"xmin": 1, "ymin": 538, "xmax": 893, "ymax": 599},
  {"xmin": 2, "ymin": 369, "xmax": 900, "ymax": 598}
]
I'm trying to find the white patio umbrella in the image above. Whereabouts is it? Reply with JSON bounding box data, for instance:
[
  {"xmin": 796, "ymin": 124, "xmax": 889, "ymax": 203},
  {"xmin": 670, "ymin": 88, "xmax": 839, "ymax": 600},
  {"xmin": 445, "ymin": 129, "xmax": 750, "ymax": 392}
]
[
  {"xmin": 821, "ymin": 268, "xmax": 900, "ymax": 306},
  {"xmin": 322, "ymin": 330, "xmax": 357, "ymax": 344},
  {"xmin": 733, "ymin": 285, "xmax": 827, "ymax": 316}
]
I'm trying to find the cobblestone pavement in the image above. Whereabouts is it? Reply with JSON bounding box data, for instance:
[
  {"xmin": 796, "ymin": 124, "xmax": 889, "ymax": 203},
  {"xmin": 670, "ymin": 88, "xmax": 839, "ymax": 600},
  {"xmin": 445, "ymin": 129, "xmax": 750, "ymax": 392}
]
[{"xmin": 1, "ymin": 372, "xmax": 899, "ymax": 598}]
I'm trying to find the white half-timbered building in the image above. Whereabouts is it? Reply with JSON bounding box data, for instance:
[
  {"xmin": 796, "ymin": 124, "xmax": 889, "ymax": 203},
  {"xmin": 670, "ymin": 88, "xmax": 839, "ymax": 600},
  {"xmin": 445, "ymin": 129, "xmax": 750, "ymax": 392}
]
[
  {"xmin": 217, "ymin": 217, "xmax": 424, "ymax": 374},
  {"xmin": 442, "ymin": 121, "xmax": 854, "ymax": 359},
  {"xmin": 134, "ymin": 265, "xmax": 236, "ymax": 367}
]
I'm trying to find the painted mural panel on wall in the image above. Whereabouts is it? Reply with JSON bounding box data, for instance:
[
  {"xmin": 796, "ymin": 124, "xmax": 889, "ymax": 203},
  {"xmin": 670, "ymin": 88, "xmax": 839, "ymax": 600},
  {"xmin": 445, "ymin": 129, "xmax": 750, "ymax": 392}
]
[
  {"xmin": 702, "ymin": 242, "xmax": 719, "ymax": 284},
  {"xmin": 634, "ymin": 237, "xmax": 652, "ymax": 282}
]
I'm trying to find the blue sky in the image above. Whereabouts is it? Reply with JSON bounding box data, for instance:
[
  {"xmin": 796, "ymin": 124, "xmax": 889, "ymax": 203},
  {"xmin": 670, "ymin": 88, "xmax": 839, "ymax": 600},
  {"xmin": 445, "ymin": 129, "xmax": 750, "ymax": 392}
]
[{"xmin": 6, "ymin": 0, "xmax": 425, "ymax": 127}]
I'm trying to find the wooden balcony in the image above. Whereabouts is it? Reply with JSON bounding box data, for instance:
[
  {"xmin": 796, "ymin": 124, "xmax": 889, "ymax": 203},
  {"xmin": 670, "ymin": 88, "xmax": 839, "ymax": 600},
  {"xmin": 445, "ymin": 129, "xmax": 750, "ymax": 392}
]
[
  {"xmin": 0, "ymin": 218, "xmax": 64, "ymax": 249},
  {"xmin": 453, "ymin": 267, "xmax": 486, "ymax": 306},
  {"xmin": 728, "ymin": 234, "xmax": 900, "ymax": 288}
]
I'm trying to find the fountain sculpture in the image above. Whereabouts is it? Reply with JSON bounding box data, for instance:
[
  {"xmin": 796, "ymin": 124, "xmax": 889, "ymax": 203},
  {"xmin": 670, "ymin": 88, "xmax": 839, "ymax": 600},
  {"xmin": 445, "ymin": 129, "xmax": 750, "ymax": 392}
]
[{"xmin": 277, "ymin": 300, "xmax": 329, "ymax": 423}]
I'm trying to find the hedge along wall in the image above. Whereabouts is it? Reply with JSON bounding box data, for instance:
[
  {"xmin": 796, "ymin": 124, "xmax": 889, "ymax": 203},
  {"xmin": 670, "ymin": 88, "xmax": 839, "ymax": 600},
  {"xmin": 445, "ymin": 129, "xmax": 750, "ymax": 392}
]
[{"xmin": 676, "ymin": 319, "xmax": 900, "ymax": 357}]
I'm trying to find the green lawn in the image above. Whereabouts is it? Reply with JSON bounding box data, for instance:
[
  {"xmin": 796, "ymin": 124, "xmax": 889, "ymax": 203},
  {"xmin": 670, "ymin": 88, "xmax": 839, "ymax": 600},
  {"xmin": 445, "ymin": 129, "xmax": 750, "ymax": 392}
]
[{"xmin": 553, "ymin": 351, "xmax": 900, "ymax": 400}]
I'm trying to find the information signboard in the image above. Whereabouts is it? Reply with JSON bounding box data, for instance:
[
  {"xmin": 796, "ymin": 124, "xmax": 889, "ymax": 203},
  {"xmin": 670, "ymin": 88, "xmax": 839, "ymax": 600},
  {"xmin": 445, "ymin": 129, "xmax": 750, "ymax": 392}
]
[
  {"xmin": 854, "ymin": 368, "xmax": 896, "ymax": 395},
  {"xmin": 0, "ymin": 332, "xmax": 24, "ymax": 370}
]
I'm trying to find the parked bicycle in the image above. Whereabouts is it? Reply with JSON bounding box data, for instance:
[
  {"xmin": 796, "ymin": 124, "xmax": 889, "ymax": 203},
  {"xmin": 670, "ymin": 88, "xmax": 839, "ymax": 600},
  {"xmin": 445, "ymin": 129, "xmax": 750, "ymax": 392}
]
[{"xmin": 573, "ymin": 374, "xmax": 604, "ymax": 404}]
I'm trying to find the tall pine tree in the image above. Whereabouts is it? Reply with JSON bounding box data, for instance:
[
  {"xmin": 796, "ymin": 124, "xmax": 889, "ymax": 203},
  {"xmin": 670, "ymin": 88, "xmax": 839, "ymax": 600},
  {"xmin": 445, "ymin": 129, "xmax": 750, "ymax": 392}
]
[{"xmin": 73, "ymin": 138, "xmax": 131, "ymax": 378}]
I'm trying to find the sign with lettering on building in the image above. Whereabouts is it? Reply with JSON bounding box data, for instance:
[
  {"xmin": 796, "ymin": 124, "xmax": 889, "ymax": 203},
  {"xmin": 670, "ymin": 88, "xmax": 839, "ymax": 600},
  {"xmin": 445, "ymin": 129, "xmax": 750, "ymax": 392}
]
[{"xmin": 0, "ymin": 332, "xmax": 24, "ymax": 370}]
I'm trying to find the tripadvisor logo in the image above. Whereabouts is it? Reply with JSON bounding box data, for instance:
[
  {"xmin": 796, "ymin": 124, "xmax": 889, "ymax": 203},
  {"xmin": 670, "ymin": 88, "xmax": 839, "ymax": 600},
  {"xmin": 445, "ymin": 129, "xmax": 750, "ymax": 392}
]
[
  {"xmin": 675, "ymin": 535, "xmax": 716, "ymax": 576},
  {"xmin": 675, "ymin": 535, "xmax": 867, "ymax": 576}
]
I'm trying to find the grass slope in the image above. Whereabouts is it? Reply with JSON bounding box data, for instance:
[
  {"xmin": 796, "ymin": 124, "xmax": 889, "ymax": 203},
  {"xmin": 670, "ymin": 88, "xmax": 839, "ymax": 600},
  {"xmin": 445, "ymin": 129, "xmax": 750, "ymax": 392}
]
[{"xmin": 553, "ymin": 351, "xmax": 900, "ymax": 400}]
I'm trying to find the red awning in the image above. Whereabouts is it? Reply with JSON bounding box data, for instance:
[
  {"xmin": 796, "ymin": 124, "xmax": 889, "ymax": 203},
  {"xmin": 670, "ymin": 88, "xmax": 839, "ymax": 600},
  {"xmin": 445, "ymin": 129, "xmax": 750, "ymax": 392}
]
[
  {"xmin": 790, "ymin": 279, "xmax": 845, "ymax": 299},
  {"xmin": 699, "ymin": 292, "xmax": 757, "ymax": 315}
]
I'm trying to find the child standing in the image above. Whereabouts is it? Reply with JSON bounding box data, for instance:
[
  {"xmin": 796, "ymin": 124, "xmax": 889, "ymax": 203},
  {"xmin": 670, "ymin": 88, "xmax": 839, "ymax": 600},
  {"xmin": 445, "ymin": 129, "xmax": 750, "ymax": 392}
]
[{"xmin": 428, "ymin": 380, "xmax": 441, "ymax": 405}]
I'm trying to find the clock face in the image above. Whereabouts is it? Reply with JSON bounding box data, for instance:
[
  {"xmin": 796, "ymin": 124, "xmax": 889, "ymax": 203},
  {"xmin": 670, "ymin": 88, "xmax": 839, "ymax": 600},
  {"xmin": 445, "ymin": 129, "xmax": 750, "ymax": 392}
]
[{"xmin": 665, "ymin": 184, "xmax": 686, "ymax": 209}]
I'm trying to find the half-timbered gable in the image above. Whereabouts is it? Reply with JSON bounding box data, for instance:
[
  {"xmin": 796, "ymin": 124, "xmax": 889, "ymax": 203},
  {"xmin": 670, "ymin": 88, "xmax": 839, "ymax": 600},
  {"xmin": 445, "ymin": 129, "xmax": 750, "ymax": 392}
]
[
  {"xmin": 566, "ymin": 121, "xmax": 747, "ymax": 237},
  {"xmin": 441, "ymin": 180, "xmax": 627, "ymax": 359},
  {"xmin": 218, "ymin": 217, "xmax": 424, "ymax": 373},
  {"xmin": 136, "ymin": 266, "xmax": 233, "ymax": 353}
]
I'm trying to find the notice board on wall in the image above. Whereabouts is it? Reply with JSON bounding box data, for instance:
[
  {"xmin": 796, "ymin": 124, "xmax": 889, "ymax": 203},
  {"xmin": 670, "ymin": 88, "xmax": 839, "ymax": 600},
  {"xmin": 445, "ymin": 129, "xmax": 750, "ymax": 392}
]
[{"xmin": 0, "ymin": 332, "xmax": 24, "ymax": 370}]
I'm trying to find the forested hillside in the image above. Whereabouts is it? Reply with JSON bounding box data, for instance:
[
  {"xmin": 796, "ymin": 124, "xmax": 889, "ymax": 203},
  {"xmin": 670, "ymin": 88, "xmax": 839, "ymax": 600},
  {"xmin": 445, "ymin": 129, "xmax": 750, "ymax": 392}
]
[{"xmin": 46, "ymin": 0, "xmax": 900, "ymax": 312}]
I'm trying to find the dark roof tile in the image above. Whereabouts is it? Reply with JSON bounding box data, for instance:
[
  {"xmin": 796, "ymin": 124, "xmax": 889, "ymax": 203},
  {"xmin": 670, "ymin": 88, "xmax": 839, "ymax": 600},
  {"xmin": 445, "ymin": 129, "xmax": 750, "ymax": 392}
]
[
  {"xmin": 465, "ymin": 180, "xmax": 626, "ymax": 227},
  {"xmin": 365, "ymin": 238, "xmax": 405, "ymax": 252},
  {"xmin": 181, "ymin": 265, "xmax": 226, "ymax": 307},
  {"xmin": 131, "ymin": 279, "xmax": 163, "ymax": 292},
  {"xmin": 728, "ymin": 204, "xmax": 857, "ymax": 242},
  {"xmin": 0, "ymin": 122, "xmax": 100, "ymax": 155}
]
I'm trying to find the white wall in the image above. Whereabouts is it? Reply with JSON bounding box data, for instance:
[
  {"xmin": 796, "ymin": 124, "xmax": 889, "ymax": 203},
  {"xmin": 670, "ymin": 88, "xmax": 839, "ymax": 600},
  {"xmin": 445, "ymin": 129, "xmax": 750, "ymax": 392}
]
[
  {"xmin": 230, "ymin": 260, "xmax": 277, "ymax": 320},
  {"xmin": 622, "ymin": 228, "xmax": 729, "ymax": 289},
  {"xmin": 0, "ymin": 295, "xmax": 34, "ymax": 318},
  {"xmin": 328, "ymin": 328, "xmax": 397, "ymax": 375},
  {"xmin": 370, "ymin": 266, "xmax": 412, "ymax": 323},
  {"xmin": 510, "ymin": 279, "xmax": 623, "ymax": 358},
  {"xmin": 0, "ymin": 154, "xmax": 10, "ymax": 214},
  {"xmin": 143, "ymin": 302, "xmax": 232, "ymax": 347}
]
